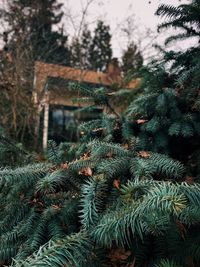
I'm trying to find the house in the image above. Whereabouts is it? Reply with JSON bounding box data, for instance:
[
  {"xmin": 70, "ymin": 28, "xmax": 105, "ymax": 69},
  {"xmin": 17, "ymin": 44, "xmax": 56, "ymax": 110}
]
[{"xmin": 33, "ymin": 60, "xmax": 140, "ymax": 149}]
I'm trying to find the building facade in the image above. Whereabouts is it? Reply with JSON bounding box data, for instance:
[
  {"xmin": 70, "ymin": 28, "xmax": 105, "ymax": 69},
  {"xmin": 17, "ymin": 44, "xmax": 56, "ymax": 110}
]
[{"xmin": 33, "ymin": 60, "xmax": 140, "ymax": 149}]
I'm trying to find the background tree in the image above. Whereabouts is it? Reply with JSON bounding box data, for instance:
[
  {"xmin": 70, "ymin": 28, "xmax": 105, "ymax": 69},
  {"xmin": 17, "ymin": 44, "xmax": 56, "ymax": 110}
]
[
  {"xmin": 119, "ymin": 13, "xmax": 160, "ymax": 63},
  {"xmin": 3, "ymin": 0, "xmax": 71, "ymax": 65},
  {"xmin": 80, "ymin": 25, "xmax": 92, "ymax": 69},
  {"xmin": 89, "ymin": 20, "xmax": 112, "ymax": 72},
  {"xmin": 0, "ymin": 52, "xmax": 35, "ymax": 144},
  {"xmin": 70, "ymin": 37, "xmax": 82, "ymax": 68},
  {"xmin": 70, "ymin": 21, "xmax": 112, "ymax": 71},
  {"xmin": 70, "ymin": 26, "xmax": 92, "ymax": 69},
  {"xmin": 121, "ymin": 41, "xmax": 143, "ymax": 76}
]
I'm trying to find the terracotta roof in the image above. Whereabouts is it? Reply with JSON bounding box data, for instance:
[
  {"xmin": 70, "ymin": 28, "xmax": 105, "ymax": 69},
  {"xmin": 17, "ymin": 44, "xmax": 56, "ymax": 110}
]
[
  {"xmin": 34, "ymin": 61, "xmax": 140, "ymax": 94},
  {"xmin": 34, "ymin": 61, "xmax": 122, "ymax": 92},
  {"xmin": 126, "ymin": 78, "xmax": 140, "ymax": 89}
]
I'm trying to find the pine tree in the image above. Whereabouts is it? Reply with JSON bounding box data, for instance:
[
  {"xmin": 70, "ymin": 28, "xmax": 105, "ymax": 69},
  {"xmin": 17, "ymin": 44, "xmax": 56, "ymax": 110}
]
[
  {"xmin": 70, "ymin": 37, "xmax": 82, "ymax": 68},
  {"xmin": 3, "ymin": 0, "xmax": 71, "ymax": 65},
  {"xmin": 121, "ymin": 41, "xmax": 143, "ymax": 76},
  {"xmin": 125, "ymin": 0, "xmax": 200, "ymax": 166},
  {"xmin": 156, "ymin": 0, "xmax": 200, "ymax": 45},
  {"xmin": 81, "ymin": 26, "xmax": 93, "ymax": 69},
  {"xmin": 0, "ymin": 1, "xmax": 200, "ymax": 267},
  {"xmin": 70, "ymin": 27, "xmax": 93, "ymax": 69},
  {"xmin": 89, "ymin": 20, "xmax": 112, "ymax": 72}
]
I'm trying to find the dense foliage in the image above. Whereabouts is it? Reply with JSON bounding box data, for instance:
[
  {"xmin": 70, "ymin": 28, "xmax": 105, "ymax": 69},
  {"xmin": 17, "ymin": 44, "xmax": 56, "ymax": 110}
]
[{"xmin": 0, "ymin": 1, "xmax": 200, "ymax": 267}]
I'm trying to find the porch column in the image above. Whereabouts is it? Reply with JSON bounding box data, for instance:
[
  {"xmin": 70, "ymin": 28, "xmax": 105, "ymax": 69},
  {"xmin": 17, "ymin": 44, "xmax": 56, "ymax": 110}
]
[{"xmin": 43, "ymin": 91, "xmax": 49, "ymax": 150}]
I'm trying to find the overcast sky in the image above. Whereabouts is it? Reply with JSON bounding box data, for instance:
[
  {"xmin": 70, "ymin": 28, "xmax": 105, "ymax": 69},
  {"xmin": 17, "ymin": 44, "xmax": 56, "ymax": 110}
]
[{"xmin": 61, "ymin": 0, "xmax": 192, "ymax": 59}]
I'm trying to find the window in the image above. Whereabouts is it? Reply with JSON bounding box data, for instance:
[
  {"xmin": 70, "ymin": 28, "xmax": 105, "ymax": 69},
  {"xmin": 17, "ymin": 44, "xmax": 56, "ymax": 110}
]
[{"xmin": 49, "ymin": 105, "xmax": 102, "ymax": 143}]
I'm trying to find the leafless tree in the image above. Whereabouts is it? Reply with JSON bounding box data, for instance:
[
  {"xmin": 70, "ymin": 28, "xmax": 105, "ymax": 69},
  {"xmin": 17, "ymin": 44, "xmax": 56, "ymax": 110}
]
[
  {"xmin": 117, "ymin": 12, "xmax": 160, "ymax": 63},
  {"xmin": 61, "ymin": 0, "xmax": 100, "ymax": 38}
]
